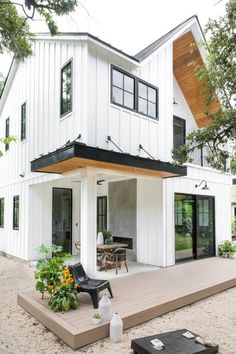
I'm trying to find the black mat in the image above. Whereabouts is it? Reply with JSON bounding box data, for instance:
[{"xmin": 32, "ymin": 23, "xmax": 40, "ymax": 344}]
[{"xmin": 131, "ymin": 329, "xmax": 219, "ymax": 354}]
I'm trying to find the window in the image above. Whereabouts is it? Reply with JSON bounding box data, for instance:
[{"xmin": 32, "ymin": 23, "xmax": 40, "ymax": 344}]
[
  {"xmin": 0, "ymin": 198, "xmax": 4, "ymax": 228},
  {"xmin": 198, "ymin": 199, "xmax": 209, "ymax": 227},
  {"xmin": 138, "ymin": 82, "xmax": 157, "ymax": 118},
  {"xmin": 21, "ymin": 102, "xmax": 26, "ymax": 141},
  {"xmin": 60, "ymin": 60, "xmax": 72, "ymax": 116},
  {"xmin": 111, "ymin": 66, "xmax": 158, "ymax": 119},
  {"xmin": 112, "ymin": 68, "xmax": 134, "ymax": 110},
  {"xmin": 5, "ymin": 118, "xmax": 9, "ymax": 151},
  {"xmin": 173, "ymin": 116, "xmax": 186, "ymax": 148},
  {"xmin": 97, "ymin": 196, "xmax": 107, "ymax": 231},
  {"xmin": 233, "ymin": 179, "xmax": 236, "ymax": 185},
  {"xmin": 13, "ymin": 195, "xmax": 19, "ymax": 230}
]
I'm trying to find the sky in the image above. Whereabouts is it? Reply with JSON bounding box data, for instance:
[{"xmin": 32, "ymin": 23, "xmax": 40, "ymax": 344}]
[{"xmin": 0, "ymin": 0, "xmax": 227, "ymax": 77}]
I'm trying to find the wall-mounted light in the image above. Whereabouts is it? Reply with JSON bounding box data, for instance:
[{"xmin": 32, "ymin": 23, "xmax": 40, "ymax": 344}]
[
  {"xmin": 19, "ymin": 172, "xmax": 25, "ymax": 178},
  {"xmin": 195, "ymin": 180, "xmax": 209, "ymax": 190},
  {"xmin": 173, "ymin": 97, "xmax": 178, "ymax": 105}
]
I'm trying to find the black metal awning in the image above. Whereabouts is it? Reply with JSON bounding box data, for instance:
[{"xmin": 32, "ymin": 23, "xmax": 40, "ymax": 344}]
[{"xmin": 31, "ymin": 142, "xmax": 187, "ymax": 178}]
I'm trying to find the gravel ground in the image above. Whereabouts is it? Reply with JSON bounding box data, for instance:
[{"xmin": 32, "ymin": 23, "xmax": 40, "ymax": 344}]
[{"xmin": 0, "ymin": 255, "xmax": 236, "ymax": 354}]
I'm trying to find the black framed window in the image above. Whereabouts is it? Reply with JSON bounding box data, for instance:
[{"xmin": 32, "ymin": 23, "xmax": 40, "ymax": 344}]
[
  {"xmin": 0, "ymin": 198, "xmax": 4, "ymax": 228},
  {"xmin": 13, "ymin": 195, "xmax": 19, "ymax": 230},
  {"xmin": 173, "ymin": 116, "xmax": 186, "ymax": 148},
  {"xmin": 5, "ymin": 117, "xmax": 9, "ymax": 151},
  {"xmin": 233, "ymin": 179, "xmax": 236, "ymax": 185},
  {"xmin": 97, "ymin": 196, "xmax": 107, "ymax": 231},
  {"xmin": 111, "ymin": 65, "xmax": 158, "ymax": 119},
  {"xmin": 112, "ymin": 68, "xmax": 134, "ymax": 110},
  {"xmin": 138, "ymin": 82, "xmax": 157, "ymax": 118},
  {"xmin": 21, "ymin": 102, "xmax": 26, "ymax": 141},
  {"xmin": 60, "ymin": 60, "xmax": 72, "ymax": 116}
]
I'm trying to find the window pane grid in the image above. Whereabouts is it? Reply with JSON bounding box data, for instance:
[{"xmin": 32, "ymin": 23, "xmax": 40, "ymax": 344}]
[{"xmin": 138, "ymin": 82, "xmax": 157, "ymax": 118}]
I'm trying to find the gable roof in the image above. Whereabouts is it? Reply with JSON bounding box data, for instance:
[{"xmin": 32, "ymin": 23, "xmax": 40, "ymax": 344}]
[{"xmin": 134, "ymin": 15, "xmax": 201, "ymax": 61}]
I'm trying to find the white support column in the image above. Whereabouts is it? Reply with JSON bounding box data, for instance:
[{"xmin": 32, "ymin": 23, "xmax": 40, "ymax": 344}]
[{"xmin": 80, "ymin": 168, "xmax": 97, "ymax": 277}]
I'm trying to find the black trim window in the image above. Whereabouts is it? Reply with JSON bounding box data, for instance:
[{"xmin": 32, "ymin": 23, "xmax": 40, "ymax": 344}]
[
  {"xmin": 111, "ymin": 66, "xmax": 158, "ymax": 119},
  {"xmin": 173, "ymin": 116, "xmax": 186, "ymax": 148},
  {"xmin": 61, "ymin": 61, "xmax": 72, "ymax": 116},
  {"xmin": 112, "ymin": 68, "xmax": 134, "ymax": 109},
  {"xmin": 138, "ymin": 82, "xmax": 157, "ymax": 118},
  {"xmin": 97, "ymin": 196, "xmax": 107, "ymax": 231},
  {"xmin": 21, "ymin": 102, "xmax": 26, "ymax": 141},
  {"xmin": 0, "ymin": 198, "xmax": 4, "ymax": 228},
  {"xmin": 5, "ymin": 117, "xmax": 9, "ymax": 151},
  {"xmin": 13, "ymin": 195, "xmax": 19, "ymax": 230}
]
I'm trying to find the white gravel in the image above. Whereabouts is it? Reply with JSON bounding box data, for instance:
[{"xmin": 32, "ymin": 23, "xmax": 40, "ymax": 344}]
[{"xmin": 0, "ymin": 255, "xmax": 236, "ymax": 354}]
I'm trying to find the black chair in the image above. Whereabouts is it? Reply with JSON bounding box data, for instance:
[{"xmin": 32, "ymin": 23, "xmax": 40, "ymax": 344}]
[{"xmin": 69, "ymin": 262, "xmax": 113, "ymax": 308}]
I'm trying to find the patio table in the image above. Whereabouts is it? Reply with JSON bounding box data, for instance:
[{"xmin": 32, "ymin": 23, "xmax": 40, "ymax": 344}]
[{"xmin": 131, "ymin": 329, "xmax": 219, "ymax": 354}]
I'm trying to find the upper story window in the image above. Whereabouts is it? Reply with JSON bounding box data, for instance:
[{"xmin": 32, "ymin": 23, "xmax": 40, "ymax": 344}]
[
  {"xmin": 60, "ymin": 60, "xmax": 72, "ymax": 116},
  {"xmin": 0, "ymin": 198, "xmax": 4, "ymax": 228},
  {"xmin": 13, "ymin": 195, "xmax": 19, "ymax": 230},
  {"xmin": 5, "ymin": 117, "xmax": 9, "ymax": 151},
  {"xmin": 173, "ymin": 116, "xmax": 185, "ymax": 148},
  {"xmin": 112, "ymin": 68, "xmax": 134, "ymax": 110},
  {"xmin": 21, "ymin": 102, "xmax": 26, "ymax": 141},
  {"xmin": 138, "ymin": 82, "xmax": 157, "ymax": 118},
  {"xmin": 233, "ymin": 178, "xmax": 236, "ymax": 185},
  {"xmin": 111, "ymin": 65, "xmax": 158, "ymax": 119}
]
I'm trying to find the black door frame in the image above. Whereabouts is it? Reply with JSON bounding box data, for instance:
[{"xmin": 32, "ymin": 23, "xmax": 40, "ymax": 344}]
[
  {"xmin": 175, "ymin": 192, "xmax": 216, "ymax": 262},
  {"xmin": 52, "ymin": 187, "xmax": 73, "ymax": 253}
]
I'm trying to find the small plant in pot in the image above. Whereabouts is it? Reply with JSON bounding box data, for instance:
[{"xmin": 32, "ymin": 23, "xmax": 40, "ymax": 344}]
[
  {"xmin": 218, "ymin": 240, "xmax": 236, "ymax": 258},
  {"xmin": 103, "ymin": 229, "xmax": 112, "ymax": 244},
  {"xmin": 92, "ymin": 313, "xmax": 101, "ymax": 325}
]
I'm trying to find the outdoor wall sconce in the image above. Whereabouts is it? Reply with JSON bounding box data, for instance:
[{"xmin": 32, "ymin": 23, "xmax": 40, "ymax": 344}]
[
  {"xmin": 195, "ymin": 180, "xmax": 209, "ymax": 190},
  {"xmin": 173, "ymin": 97, "xmax": 178, "ymax": 105}
]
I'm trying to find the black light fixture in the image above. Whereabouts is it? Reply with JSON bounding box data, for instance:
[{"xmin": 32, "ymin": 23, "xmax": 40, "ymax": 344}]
[
  {"xmin": 173, "ymin": 97, "xmax": 178, "ymax": 105},
  {"xmin": 195, "ymin": 180, "xmax": 209, "ymax": 190}
]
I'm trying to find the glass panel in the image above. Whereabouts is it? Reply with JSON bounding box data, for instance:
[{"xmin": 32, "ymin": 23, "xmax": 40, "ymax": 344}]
[
  {"xmin": 124, "ymin": 91, "xmax": 134, "ymax": 109},
  {"xmin": 139, "ymin": 82, "xmax": 147, "ymax": 99},
  {"xmin": 13, "ymin": 196, "xmax": 19, "ymax": 230},
  {"xmin": 61, "ymin": 62, "xmax": 72, "ymax": 115},
  {"xmin": 113, "ymin": 69, "xmax": 123, "ymax": 88},
  {"xmin": 175, "ymin": 194, "xmax": 194, "ymax": 261},
  {"xmin": 138, "ymin": 97, "xmax": 147, "ymax": 114},
  {"xmin": 173, "ymin": 117, "xmax": 185, "ymax": 148},
  {"xmin": 0, "ymin": 199, "xmax": 4, "ymax": 228},
  {"xmin": 196, "ymin": 196, "xmax": 214, "ymax": 257},
  {"xmin": 5, "ymin": 118, "xmax": 9, "ymax": 151},
  {"xmin": 148, "ymin": 102, "xmax": 156, "ymax": 117},
  {"xmin": 148, "ymin": 87, "xmax": 156, "ymax": 103},
  {"xmin": 21, "ymin": 103, "xmax": 26, "ymax": 141},
  {"xmin": 112, "ymin": 86, "xmax": 123, "ymax": 105},
  {"xmin": 52, "ymin": 188, "xmax": 72, "ymax": 253},
  {"xmin": 124, "ymin": 75, "xmax": 134, "ymax": 93}
]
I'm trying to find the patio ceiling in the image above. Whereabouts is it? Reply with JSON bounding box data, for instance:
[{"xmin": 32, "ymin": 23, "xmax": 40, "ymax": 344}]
[
  {"xmin": 173, "ymin": 31, "xmax": 221, "ymax": 128},
  {"xmin": 31, "ymin": 142, "xmax": 187, "ymax": 178}
]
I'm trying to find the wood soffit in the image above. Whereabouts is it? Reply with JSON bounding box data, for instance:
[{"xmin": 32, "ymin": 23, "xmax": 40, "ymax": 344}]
[{"xmin": 173, "ymin": 31, "xmax": 220, "ymax": 128}]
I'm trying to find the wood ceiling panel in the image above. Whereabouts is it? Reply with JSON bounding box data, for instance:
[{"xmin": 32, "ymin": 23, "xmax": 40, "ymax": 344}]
[{"xmin": 173, "ymin": 32, "xmax": 220, "ymax": 127}]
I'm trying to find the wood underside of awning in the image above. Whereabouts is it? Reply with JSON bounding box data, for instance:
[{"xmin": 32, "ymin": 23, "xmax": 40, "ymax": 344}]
[
  {"xmin": 31, "ymin": 143, "xmax": 187, "ymax": 179},
  {"xmin": 173, "ymin": 31, "xmax": 220, "ymax": 128}
]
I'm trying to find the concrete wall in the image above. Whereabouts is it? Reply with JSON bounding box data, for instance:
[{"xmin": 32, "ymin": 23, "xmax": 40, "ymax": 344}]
[{"xmin": 108, "ymin": 179, "xmax": 137, "ymax": 260}]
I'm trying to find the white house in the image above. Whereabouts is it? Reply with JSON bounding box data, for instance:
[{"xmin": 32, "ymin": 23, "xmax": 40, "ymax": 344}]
[{"xmin": 0, "ymin": 16, "xmax": 231, "ymax": 276}]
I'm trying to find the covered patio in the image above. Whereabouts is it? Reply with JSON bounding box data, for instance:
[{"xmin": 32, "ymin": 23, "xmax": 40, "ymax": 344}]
[{"xmin": 18, "ymin": 257, "xmax": 236, "ymax": 349}]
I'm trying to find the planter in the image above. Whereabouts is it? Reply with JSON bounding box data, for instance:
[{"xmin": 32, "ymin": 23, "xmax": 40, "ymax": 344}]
[{"xmin": 92, "ymin": 317, "xmax": 101, "ymax": 325}]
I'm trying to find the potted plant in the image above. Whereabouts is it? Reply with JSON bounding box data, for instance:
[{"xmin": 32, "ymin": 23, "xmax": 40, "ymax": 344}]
[
  {"xmin": 103, "ymin": 229, "xmax": 112, "ymax": 244},
  {"xmin": 218, "ymin": 240, "xmax": 236, "ymax": 258},
  {"xmin": 92, "ymin": 313, "xmax": 101, "ymax": 325}
]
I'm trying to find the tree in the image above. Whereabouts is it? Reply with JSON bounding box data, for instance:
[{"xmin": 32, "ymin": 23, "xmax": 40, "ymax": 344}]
[
  {"xmin": 0, "ymin": 73, "xmax": 4, "ymax": 95},
  {"xmin": 172, "ymin": 0, "xmax": 236, "ymax": 173},
  {"xmin": 0, "ymin": 0, "xmax": 78, "ymax": 60}
]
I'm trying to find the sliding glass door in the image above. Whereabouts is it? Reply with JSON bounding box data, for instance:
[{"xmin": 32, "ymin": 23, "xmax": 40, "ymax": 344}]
[{"xmin": 175, "ymin": 194, "xmax": 215, "ymax": 261}]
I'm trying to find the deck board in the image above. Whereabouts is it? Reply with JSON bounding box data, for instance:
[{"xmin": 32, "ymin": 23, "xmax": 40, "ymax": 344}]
[{"xmin": 18, "ymin": 257, "xmax": 236, "ymax": 349}]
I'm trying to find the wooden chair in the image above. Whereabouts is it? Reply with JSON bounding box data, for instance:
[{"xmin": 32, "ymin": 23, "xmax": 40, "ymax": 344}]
[{"xmin": 104, "ymin": 248, "xmax": 128, "ymax": 275}]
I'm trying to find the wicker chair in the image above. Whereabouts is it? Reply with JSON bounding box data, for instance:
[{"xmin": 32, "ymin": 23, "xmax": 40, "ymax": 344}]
[{"xmin": 104, "ymin": 248, "xmax": 128, "ymax": 275}]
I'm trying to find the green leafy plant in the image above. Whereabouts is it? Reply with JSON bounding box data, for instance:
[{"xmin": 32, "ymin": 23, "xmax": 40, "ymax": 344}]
[
  {"xmin": 93, "ymin": 313, "xmax": 101, "ymax": 319},
  {"xmin": 48, "ymin": 268, "xmax": 79, "ymax": 312},
  {"xmin": 35, "ymin": 244, "xmax": 73, "ymax": 299},
  {"xmin": 218, "ymin": 240, "xmax": 236, "ymax": 257},
  {"xmin": 103, "ymin": 229, "xmax": 112, "ymax": 243}
]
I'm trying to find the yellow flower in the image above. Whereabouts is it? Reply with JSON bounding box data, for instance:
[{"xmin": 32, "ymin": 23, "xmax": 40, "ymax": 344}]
[
  {"xmin": 61, "ymin": 279, "xmax": 68, "ymax": 286},
  {"xmin": 69, "ymin": 276, "xmax": 74, "ymax": 283},
  {"xmin": 62, "ymin": 269, "xmax": 70, "ymax": 277},
  {"xmin": 74, "ymin": 283, "xmax": 79, "ymax": 289}
]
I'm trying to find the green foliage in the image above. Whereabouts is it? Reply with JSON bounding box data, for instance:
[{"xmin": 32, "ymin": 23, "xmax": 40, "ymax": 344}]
[
  {"xmin": 48, "ymin": 268, "xmax": 79, "ymax": 312},
  {"xmin": 35, "ymin": 244, "xmax": 73, "ymax": 298},
  {"xmin": 0, "ymin": 72, "xmax": 5, "ymax": 95},
  {"xmin": 0, "ymin": 136, "xmax": 17, "ymax": 158},
  {"xmin": 172, "ymin": 0, "xmax": 236, "ymax": 173},
  {"xmin": 103, "ymin": 229, "xmax": 113, "ymax": 243},
  {"xmin": 218, "ymin": 240, "xmax": 236, "ymax": 256},
  {"xmin": 93, "ymin": 312, "xmax": 101, "ymax": 319},
  {"xmin": 0, "ymin": 0, "xmax": 78, "ymax": 60}
]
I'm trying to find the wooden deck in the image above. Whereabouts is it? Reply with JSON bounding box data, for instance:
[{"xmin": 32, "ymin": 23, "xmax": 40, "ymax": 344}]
[{"xmin": 18, "ymin": 257, "xmax": 236, "ymax": 349}]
